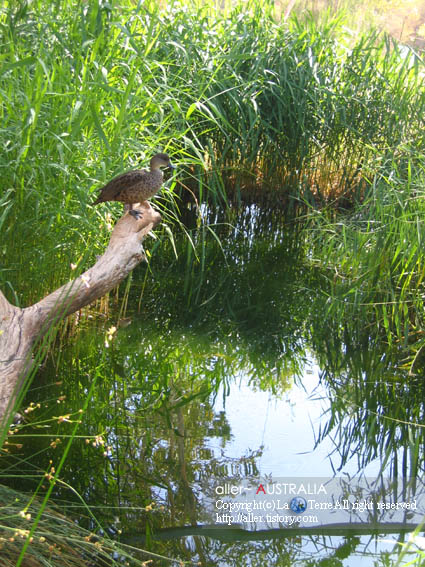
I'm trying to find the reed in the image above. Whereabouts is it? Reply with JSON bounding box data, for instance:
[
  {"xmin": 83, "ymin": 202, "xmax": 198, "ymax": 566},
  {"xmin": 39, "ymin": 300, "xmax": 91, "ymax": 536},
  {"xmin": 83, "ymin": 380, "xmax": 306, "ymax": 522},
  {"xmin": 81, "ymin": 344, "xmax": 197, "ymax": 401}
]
[
  {"xmin": 1, "ymin": 0, "xmax": 423, "ymax": 303},
  {"xmin": 0, "ymin": 484, "xmax": 168, "ymax": 567},
  {"xmin": 308, "ymin": 147, "xmax": 425, "ymax": 368}
]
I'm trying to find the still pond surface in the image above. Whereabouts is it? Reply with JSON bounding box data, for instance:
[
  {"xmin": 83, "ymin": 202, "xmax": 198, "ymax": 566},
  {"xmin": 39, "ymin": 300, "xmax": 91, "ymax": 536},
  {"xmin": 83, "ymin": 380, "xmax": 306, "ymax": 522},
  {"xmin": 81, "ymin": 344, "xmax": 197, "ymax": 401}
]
[{"xmin": 4, "ymin": 205, "xmax": 425, "ymax": 566}]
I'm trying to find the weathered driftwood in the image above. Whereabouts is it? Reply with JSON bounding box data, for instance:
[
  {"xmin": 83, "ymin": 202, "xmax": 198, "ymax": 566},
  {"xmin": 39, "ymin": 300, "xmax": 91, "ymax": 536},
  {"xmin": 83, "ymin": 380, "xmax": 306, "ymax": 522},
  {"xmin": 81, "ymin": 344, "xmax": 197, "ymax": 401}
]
[{"xmin": 0, "ymin": 202, "xmax": 161, "ymax": 426}]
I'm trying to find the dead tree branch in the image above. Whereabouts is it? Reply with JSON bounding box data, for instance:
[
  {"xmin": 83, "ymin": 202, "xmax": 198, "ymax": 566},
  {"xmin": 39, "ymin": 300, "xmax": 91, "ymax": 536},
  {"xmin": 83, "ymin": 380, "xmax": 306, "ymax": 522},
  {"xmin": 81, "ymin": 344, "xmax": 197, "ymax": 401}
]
[{"xmin": 0, "ymin": 202, "xmax": 161, "ymax": 425}]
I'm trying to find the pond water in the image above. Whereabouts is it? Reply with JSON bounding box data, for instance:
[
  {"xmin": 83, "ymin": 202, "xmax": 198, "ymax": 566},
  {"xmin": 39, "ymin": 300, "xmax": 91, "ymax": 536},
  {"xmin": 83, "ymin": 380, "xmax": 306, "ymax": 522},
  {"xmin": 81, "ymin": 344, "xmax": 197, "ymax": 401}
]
[
  {"xmin": 212, "ymin": 364, "xmax": 369, "ymax": 478},
  {"xmin": 3, "ymin": 205, "xmax": 425, "ymax": 566}
]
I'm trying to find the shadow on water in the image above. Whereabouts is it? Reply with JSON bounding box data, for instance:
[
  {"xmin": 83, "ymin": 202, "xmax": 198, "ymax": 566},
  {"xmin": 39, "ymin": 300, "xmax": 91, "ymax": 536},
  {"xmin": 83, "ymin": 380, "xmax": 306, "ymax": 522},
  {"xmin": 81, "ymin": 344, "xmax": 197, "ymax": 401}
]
[{"xmin": 3, "ymin": 205, "xmax": 425, "ymax": 565}]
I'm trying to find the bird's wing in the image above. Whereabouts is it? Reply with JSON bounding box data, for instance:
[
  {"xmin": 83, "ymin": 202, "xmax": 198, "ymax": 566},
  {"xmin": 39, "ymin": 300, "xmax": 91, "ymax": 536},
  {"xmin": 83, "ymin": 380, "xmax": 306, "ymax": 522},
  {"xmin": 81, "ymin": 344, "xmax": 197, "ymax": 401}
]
[{"xmin": 98, "ymin": 169, "xmax": 148, "ymax": 199}]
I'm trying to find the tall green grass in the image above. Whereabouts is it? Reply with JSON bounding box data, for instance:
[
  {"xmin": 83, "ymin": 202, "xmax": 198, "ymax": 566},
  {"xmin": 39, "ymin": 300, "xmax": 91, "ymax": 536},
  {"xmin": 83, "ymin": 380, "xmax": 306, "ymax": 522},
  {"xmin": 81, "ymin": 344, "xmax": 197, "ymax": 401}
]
[
  {"xmin": 0, "ymin": 0, "xmax": 423, "ymax": 304},
  {"xmin": 308, "ymin": 148, "xmax": 425, "ymax": 368}
]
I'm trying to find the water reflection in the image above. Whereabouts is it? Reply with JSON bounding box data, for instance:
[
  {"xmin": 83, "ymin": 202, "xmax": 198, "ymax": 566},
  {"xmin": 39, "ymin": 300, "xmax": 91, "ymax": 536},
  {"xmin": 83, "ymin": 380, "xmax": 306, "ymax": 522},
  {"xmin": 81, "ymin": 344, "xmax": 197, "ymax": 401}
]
[{"xmin": 2, "ymin": 204, "xmax": 425, "ymax": 566}]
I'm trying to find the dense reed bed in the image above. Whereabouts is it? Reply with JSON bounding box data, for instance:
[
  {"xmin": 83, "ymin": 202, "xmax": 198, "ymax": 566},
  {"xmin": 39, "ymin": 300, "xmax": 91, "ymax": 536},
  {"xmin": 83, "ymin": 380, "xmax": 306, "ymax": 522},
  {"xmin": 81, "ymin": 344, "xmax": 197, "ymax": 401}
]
[
  {"xmin": 309, "ymin": 156, "xmax": 425, "ymax": 369},
  {"xmin": 0, "ymin": 0, "xmax": 423, "ymax": 302}
]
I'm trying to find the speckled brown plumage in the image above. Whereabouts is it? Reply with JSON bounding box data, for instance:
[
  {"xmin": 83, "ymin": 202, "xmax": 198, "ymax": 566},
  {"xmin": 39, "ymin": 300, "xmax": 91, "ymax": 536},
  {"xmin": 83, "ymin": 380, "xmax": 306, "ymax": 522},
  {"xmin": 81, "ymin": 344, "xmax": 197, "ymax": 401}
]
[{"xmin": 92, "ymin": 153, "xmax": 175, "ymax": 217}]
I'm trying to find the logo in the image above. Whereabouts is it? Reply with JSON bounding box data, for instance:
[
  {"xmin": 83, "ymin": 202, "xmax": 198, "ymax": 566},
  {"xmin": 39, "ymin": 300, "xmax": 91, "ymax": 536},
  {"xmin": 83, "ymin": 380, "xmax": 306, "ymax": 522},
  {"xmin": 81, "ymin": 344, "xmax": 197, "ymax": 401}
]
[{"xmin": 290, "ymin": 497, "xmax": 307, "ymax": 514}]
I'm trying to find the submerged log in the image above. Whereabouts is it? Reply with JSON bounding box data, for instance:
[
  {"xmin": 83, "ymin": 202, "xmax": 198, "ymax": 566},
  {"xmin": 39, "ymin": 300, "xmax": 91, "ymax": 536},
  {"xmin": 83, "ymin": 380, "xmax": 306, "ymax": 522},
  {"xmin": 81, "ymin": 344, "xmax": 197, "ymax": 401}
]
[{"xmin": 0, "ymin": 202, "xmax": 161, "ymax": 426}]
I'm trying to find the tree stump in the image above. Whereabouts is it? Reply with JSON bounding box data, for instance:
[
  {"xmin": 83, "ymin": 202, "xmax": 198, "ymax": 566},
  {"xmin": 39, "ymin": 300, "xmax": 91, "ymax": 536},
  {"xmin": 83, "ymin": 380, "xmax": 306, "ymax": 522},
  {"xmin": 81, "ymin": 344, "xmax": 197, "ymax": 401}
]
[{"xmin": 0, "ymin": 202, "xmax": 161, "ymax": 427}]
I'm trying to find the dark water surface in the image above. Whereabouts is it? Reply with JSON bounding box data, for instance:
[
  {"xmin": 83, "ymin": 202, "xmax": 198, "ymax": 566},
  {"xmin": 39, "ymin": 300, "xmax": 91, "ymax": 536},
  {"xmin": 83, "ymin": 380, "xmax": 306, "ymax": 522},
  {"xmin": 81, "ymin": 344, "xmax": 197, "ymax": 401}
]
[{"xmin": 3, "ymin": 206, "xmax": 425, "ymax": 566}]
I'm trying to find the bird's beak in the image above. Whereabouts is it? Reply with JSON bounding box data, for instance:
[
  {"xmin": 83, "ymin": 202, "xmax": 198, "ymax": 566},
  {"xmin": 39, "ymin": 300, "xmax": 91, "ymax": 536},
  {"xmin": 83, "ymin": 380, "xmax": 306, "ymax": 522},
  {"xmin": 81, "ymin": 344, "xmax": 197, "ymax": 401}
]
[{"xmin": 169, "ymin": 162, "xmax": 176, "ymax": 170}]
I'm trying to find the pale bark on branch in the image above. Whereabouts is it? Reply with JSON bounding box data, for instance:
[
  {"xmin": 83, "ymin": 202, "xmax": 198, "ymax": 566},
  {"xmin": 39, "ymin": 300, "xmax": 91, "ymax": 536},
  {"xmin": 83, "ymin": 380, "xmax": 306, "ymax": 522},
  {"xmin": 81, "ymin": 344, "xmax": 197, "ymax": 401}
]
[{"xmin": 0, "ymin": 202, "xmax": 161, "ymax": 425}]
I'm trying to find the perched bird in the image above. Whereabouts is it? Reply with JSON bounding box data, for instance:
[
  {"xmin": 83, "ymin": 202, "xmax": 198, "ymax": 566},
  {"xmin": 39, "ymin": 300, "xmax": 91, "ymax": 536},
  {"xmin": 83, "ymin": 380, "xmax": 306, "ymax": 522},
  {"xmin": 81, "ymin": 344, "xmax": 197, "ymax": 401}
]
[{"xmin": 92, "ymin": 153, "xmax": 175, "ymax": 218}]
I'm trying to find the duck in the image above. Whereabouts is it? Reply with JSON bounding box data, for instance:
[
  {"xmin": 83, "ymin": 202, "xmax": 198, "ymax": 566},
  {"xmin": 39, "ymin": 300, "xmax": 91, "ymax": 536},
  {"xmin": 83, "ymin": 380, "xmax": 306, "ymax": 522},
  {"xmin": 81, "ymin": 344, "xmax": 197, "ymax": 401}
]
[{"xmin": 92, "ymin": 153, "xmax": 175, "ymax": 218}]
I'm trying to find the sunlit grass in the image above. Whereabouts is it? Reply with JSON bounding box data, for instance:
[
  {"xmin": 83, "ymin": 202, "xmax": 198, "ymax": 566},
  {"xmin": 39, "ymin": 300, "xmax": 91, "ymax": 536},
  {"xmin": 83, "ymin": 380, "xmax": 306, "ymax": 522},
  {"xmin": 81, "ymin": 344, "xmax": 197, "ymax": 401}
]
[
  {"xmin": 1, "ymin": 0, "xmax": 423, "ymax": 305},
  {"xmin": 308, "ymin": 149, "xmax": 425, "ymax": 368},
  {"xmin": 0, "ymin": 483, "xmax": 176, "ymax": 567}
]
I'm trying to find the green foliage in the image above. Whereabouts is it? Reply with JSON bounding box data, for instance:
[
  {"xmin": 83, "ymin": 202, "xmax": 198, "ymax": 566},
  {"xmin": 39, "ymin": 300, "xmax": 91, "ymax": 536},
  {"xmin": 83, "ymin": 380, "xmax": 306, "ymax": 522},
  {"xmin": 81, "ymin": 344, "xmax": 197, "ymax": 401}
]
[
  {"xmin": 0, "ymin": 0, "xmax": 423, "ymax": 305},
  {"xmin": 308, "ymin": 150, "xmax": 425, "ymax": 369}
]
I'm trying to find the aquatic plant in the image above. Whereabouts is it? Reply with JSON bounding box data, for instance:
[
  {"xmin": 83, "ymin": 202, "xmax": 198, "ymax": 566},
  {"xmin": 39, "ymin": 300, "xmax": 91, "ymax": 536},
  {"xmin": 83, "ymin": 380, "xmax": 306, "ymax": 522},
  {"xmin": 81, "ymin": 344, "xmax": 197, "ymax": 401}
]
[
  {"xmin": 0, "ymin": 0, "xmax": 423, "ymax": 303},
  {"xmin": 0, "ymin": 483, "xmax": 176, "ymax": 567}
]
